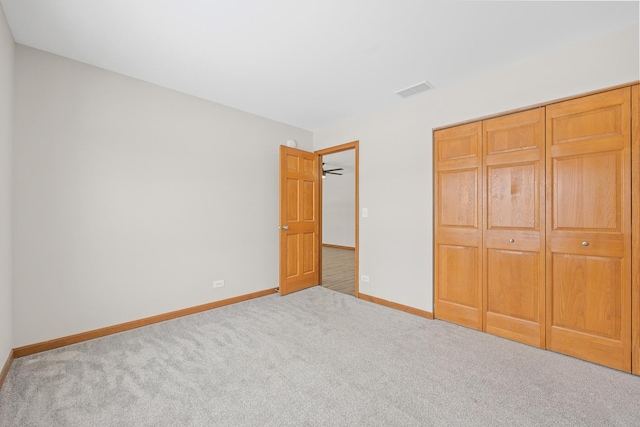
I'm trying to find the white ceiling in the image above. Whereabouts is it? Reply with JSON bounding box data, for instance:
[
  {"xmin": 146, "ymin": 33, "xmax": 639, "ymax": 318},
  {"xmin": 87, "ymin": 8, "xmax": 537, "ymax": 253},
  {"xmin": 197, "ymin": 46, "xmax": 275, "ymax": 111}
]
[{"xmin": 1, "ymin": 1, "xmax": 638, "ymax": 131}]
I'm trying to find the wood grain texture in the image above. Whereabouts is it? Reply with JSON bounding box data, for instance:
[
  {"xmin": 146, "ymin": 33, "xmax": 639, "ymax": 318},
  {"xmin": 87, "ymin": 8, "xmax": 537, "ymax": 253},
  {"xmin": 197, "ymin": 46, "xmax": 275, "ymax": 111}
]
[
  {"xmin": 632, "ymin": 85, "xmax": 640, "ymax": 375},
  {"xmin": 13, "ymin": 288, "xmax": 278, "ymax": 359},
  {"xmin": 434, "ymin": 122, "xmax": 483, "ymax": 330},
  {"xmin": 280, "ymin": 145, "xmax": 320, "ymax": 295},
  {"xmin": 483, "ymin": 108, "xmax": 545, "ymax": 348},
  {"xmin": 359, "ymin": 293, "xmax": 434, "ymax": 319},
  {"xmin": 546, "ymin": 87, "xmax": 631, "ymax": 372},
  {"xmin": 321, "ymin": 247, "xmax": 355, "ymax": 296},
  {"xmin": 0, "ymin": 349, "xmax": 13, "ymax": 392}
]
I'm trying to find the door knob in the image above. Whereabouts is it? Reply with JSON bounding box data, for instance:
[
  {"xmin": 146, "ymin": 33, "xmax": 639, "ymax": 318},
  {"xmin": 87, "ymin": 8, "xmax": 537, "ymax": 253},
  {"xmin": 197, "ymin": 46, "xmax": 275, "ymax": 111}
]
[
  {"xmin": 280, "ymin": 225, "xmax": 289, "ymax": 230},
  {"xmin": 582, "ymin": 241, "xmax": 589, "ymax": 246},
  {"xmin": 509, "ymin": 238, "xmax": 515, "ymax": 243}
]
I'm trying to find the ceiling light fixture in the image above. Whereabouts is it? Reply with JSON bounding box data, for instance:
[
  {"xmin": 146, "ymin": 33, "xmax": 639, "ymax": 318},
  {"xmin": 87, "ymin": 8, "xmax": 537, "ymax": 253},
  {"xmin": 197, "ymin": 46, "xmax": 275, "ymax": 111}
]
[{"xmin": 396, "ymin": 81, "xmax": 434, "ymax": 98}]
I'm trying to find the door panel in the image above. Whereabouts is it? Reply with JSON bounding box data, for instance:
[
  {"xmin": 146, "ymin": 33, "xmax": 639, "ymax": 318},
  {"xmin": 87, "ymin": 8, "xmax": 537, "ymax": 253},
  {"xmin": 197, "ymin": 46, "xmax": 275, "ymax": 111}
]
[
  {"xmin": 279, "ymin": 146, "xmax": 320, "ymax": 295},
  {"xmin": 553, "ymin": 153, "xmax": 620, "ymax": 230},
  {"xmin": 487, "ymin": 163, "xmax": 537, "ymax": 229},
  {"xmin": 633, "ymin": 85, "xmax": 640, "ymax": 375},
  {"xmin": 546, "ymin": 88, "xmax": 631, "ymax": 372},
  {"xmin": 439, "ymin": 169, "xmax": 479, "ymax": 227},
  {"xmin": 436, "ymin": 244, "xmax": 480, "ymax": 327},
  {"xmin": 486, "ymin": 249, "xmax": 539, "ymax": 321},
  {"xmin": 438, "ymin": 133, "xmax": 479, "ymax": 161},
  {"xmin": 483, "ymin": 108, "xmax": 545, "ymax": 348},
  {"xmin": 285, "ymin": 234, "xmax": 299, "ymax": 277},
  {"xmin": 438, "ymin": 245, "xmax": 479, "ymax": 307},
  {"xmin": 552, "ymin": 254, "xmax": 621, "ymax": 339},
  {"xmin": 434, "ymin": 122, "xmax": 483, "ymax": 330}
]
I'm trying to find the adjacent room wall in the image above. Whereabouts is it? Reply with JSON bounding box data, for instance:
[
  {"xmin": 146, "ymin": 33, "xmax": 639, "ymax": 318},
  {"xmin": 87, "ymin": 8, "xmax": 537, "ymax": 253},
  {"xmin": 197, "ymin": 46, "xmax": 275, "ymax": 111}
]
[
  {"xmin": 314, "ymin": 24, "xmax": 640, "ymax": 312},
  {"xmin": 0, "ymin": 4, "xmax": 14, "ymax": 363},
  {"xmin": 322, "ymin": 150, "xmax": 355, "ymax": 248},
  {"xmin": 12, "ymin": 46, "xmax": 312, "ymax": 347}
]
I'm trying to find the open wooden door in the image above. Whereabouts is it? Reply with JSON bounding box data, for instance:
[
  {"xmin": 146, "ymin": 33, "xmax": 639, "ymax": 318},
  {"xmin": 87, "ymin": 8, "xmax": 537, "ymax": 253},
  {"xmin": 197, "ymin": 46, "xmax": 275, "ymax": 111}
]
[{"xmin": 279, "ymin": 145, "xmax": 321, "ymax": 295}]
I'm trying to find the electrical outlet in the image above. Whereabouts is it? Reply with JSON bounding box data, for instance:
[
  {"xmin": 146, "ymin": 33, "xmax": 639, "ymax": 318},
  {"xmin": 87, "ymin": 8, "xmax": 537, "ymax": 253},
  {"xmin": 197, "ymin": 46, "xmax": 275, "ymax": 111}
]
[
  {"xmin": 213, "ymin": 280, "xmax": 225, "ymax": 289},
  {"xmin": 361, "ymin": 275, "xmax": 370, "ymax": 283}
]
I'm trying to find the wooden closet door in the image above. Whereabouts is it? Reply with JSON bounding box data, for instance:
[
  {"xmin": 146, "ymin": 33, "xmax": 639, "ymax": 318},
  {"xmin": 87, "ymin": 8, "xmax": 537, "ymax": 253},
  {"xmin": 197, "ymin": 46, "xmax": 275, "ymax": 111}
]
[
  {"xmin": 483, "ymin": 108, "xmax": 545, "ymax": 348},
  {"xmin": 632, "ymin": 85, "xmax": 639, "ymax": 375},
  {"xmin": 546, "ymin": 88, "xmax": 631, "ymax": 372},
  {"xmin": 434, "ymin": 122, "xmax": 483, "ymax": 330}
]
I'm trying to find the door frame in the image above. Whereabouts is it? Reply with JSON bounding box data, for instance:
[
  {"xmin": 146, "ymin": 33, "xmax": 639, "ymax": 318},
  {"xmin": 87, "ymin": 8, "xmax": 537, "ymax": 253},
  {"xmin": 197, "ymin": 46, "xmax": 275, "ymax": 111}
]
[{"xmin": 315, "ymin": 141, "xmax": 360, "ymax": 297}]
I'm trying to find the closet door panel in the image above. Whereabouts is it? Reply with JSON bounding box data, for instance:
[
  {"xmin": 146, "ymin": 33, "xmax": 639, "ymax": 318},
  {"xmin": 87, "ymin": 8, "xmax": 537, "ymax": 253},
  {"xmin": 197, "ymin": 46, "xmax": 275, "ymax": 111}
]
[
  {"xmin": 483, "ymin": 108, "xmax": 545, "ymax": 348},
  {"xmin": 546, "ymin": 88, "xmax": 631, "ymax": 372},
  {"xmin": 632, "ymin": 85, "xmax": 639, "ymax": 375},
  {"xmin": 487, "ymin": 164, "xmax": 536, "ymax": 229},
  {"xmin": 434, "ymin": 122, "xmax": 483, "ymax": 330},
  {"xmin": 439, "ymin": 169, "xmax": 479, "ymax": 227},
  {"xmin": 552, "ymin": 254, "xmax": 621, "ymax": 339},
  {"xmin": 553, "ymin": 152, "xmax": 620, "ymax": 230}
]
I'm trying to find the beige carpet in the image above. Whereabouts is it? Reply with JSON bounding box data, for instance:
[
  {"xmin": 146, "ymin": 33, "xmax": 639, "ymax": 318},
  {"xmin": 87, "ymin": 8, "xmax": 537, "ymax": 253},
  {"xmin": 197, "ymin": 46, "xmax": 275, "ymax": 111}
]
[{"xmin": 1, "ymin": 286, "xmax": 640, "ymax": 426}]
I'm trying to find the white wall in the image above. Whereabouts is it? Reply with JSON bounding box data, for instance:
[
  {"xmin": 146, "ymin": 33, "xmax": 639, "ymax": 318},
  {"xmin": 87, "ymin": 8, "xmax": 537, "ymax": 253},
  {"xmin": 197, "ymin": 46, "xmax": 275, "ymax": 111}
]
[
  {"xmin": 12, "ymin": 46, "xmax": 312, "ymax": 347},
  {"xmin": 0, "ymin": 4, "xmax": 14, "ymax": 360},
  {"xmin": 314, "ymin": 24, "xmax": 640, "ymax": 312},
  {"xmin": 322, "ymin": 151, "xmax": 355, "ymax": 247}
]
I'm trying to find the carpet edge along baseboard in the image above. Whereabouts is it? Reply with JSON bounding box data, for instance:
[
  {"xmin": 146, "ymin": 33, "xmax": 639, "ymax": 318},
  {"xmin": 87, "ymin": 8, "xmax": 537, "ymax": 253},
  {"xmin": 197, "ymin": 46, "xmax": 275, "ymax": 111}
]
[
  {"xmin": 0, "ymin": 348, "xmax": 14, "ymax": 391},
  {"xmin": 13, "ymin": 288, "xmax": 278, "ymax": 359},
  {"xmin": 358, "ymin": 293, "xmax": 434, "ymax": 319}
]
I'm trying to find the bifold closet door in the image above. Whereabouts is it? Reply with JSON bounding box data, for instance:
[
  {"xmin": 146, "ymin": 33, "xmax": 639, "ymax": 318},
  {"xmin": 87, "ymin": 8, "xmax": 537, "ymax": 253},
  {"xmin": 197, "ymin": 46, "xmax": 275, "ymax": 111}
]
[
  {"xmin": 483, "ymin": 108, "xmax": 546, "ymax": 348},
  {"xmin": 546, "ymin": 88, "xmax": 632, "ymax": 372},
  {"xmin": 434, "ymin": 122, "xmax": 483, "ymax": 330},
  {"xmin": 632, "ymin": 85, "xmax": 639, "ymax": 375}
]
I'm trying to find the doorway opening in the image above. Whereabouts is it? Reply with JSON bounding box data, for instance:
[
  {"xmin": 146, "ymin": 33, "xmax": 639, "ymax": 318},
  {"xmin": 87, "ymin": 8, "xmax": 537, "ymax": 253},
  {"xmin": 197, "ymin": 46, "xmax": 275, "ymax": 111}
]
[{"xmin": 315, "ymin": 141, "xmax": 359, "ymax": 297}]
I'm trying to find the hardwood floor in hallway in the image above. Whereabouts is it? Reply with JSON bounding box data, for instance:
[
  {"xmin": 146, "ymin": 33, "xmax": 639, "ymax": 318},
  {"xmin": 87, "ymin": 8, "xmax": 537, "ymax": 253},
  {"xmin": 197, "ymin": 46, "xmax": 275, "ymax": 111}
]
[{"xmin": 321, "ymin": 246, "xmax": 355, "ymax": 296}]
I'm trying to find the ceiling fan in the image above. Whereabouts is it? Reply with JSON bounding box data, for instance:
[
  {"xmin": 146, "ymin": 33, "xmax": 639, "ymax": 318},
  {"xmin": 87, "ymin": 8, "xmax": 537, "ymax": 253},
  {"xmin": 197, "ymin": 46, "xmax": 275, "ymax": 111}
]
[{"xmin": 322, "ymin": 163, "xmax": 343, "ymax": 177}]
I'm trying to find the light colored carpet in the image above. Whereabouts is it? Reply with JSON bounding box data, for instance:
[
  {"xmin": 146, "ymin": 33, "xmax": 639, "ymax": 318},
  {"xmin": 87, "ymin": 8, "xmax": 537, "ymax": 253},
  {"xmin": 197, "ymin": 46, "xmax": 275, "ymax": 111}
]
[{"xmin": 1, "ymin": 286, "xmax": 640, "ymax": 426}]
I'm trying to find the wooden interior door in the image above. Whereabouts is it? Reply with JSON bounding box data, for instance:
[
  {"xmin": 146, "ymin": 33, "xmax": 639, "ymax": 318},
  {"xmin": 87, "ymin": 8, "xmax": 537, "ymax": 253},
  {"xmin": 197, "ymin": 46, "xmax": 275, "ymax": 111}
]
[
  {"xmin": 632, "ymin": 85, "xmax": 639, "ymax": 375},
  {"xmin": 434, "ymin": 122, "xmax": 483, "ymax": 330},
  {"xmin": 483, "ymin": 108, "xmax": 546, "ymax": 348},
  {"xmin": 279, "ymin": 145, "xmax": 320, "ymax": 296},
  {"xmin": 546, "ymin": 88, "xmax": 632, "ymax": 371}
]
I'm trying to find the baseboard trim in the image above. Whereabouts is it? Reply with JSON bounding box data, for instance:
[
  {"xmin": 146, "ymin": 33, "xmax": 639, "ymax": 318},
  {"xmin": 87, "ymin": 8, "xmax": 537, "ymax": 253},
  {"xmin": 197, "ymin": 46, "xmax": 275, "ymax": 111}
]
[
  {"xmin": 358, "ymin": 293, "xmax": 434, "ymax": 319},
  {"xmin": 13, "ymin": 287, "xmax": 278, "ymax": 359},
  {"xmin": 322, "ymin": 244, "xmax": 355, "ymax": 250},
  {"xmin": 0, "ymin": 349, "xmax": 14, "ymax": 391}
]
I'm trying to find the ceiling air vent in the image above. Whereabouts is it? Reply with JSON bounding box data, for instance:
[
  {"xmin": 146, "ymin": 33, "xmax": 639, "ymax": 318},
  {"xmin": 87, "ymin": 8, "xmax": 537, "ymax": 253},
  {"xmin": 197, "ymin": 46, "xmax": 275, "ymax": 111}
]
[{"xmin": 396, "ymin": 81, "xmax": 434, "ymax": 98}]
